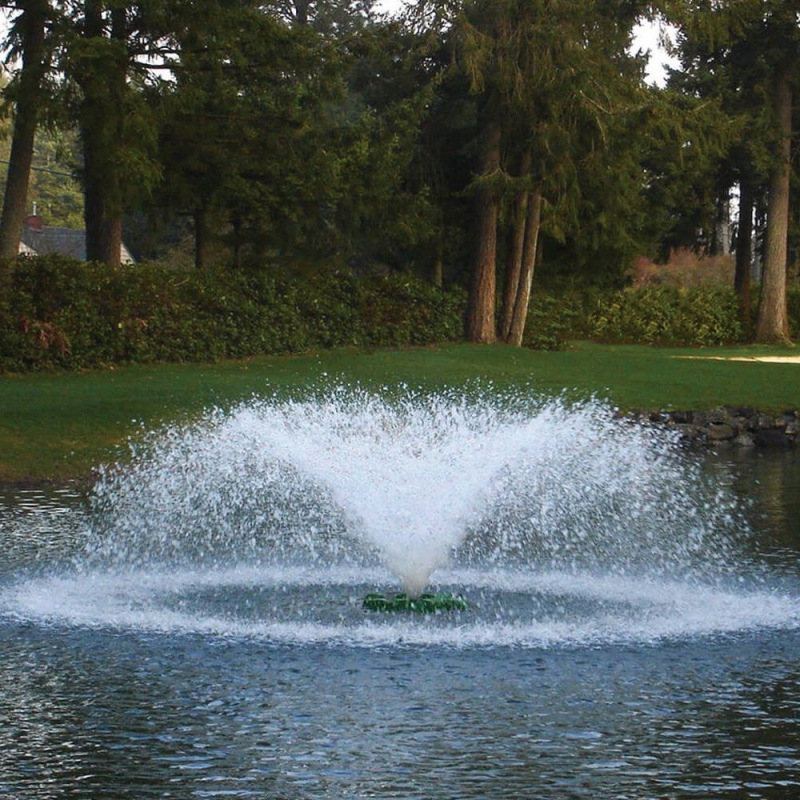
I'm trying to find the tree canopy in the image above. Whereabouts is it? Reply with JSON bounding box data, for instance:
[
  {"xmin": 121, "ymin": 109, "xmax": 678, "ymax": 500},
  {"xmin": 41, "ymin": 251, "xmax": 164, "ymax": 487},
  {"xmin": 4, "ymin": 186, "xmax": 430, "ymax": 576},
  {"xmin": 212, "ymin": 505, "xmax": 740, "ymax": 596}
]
[{"xmin": 0, "ymin": 0, "xmax": 797, "ymax": 344}]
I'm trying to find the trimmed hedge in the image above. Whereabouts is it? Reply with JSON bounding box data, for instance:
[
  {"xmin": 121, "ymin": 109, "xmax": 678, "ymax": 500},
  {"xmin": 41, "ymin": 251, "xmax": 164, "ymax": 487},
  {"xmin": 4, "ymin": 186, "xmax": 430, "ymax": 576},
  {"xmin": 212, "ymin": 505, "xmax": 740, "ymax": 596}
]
[
  {"xmin": 0, "ymin": 256, "xmax": 467, "ymax": 372},
  {"xmin": 2, "ymin": 256, "xmax": 798, "ymax": 371}
]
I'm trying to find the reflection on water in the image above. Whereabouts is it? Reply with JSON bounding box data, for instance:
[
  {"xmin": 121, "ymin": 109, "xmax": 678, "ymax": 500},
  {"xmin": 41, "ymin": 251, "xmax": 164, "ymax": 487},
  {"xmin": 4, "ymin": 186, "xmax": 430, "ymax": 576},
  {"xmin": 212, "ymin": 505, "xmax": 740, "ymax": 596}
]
[
  {"xmin": 0, "ymin": 449, "xmax": 799, "ymax": 798},
  {"xmin": 1, "ymin": 624, "xmax": 799, "ymax": 799},
  {"xmin": 0, "ymin": 484, "xmax": 89, "ymax": 576},
  {"xmin": 706, "ymin": 448, "xmax": 800, "ymax": 578}
]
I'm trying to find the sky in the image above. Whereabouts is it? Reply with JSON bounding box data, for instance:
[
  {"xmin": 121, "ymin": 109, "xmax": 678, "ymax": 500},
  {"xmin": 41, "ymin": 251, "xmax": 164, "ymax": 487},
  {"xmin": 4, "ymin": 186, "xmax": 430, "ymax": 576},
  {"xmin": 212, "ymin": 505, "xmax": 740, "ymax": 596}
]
[{"xmin": 374, "ymin": 0, "xmax": 679, "ymax": 85}]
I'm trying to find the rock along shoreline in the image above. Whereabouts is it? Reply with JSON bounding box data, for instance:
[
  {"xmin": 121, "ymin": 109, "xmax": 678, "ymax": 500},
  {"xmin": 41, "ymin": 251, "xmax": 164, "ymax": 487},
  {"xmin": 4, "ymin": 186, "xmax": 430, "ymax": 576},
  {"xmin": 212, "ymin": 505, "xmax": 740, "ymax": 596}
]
[{"xmin": 623, "ymin": 407, "xmax": 800, "ymax": 449}]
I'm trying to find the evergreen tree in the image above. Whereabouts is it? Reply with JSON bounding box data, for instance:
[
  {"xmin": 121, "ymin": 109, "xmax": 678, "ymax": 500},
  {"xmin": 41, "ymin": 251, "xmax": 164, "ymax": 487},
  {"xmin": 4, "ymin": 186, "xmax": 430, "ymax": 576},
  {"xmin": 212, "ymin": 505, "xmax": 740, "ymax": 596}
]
[
  {"xmin": 0, "ymin": 0, "xmax": 51, "ymax": 263},
  {"xmin": 149, "ymin": 3, "xmax": 436, "ymax": 270},
  {"xmin": 153, "ymin": 4, "xmax": 351, "ymax": 267},
  {"xmin": 264, "ymin": 0, "xmax": 378, "ymax": 33},
  {"xmin": 61, "ymin": 1, "xmax": 189, "ymax": 266},
  {"xmin": 666, "ymin": 0, "xmax": 798, "ymax": 343},
  {"xmin": 434, "ymin": 0, "xmax": 651, "ymax": 343}
]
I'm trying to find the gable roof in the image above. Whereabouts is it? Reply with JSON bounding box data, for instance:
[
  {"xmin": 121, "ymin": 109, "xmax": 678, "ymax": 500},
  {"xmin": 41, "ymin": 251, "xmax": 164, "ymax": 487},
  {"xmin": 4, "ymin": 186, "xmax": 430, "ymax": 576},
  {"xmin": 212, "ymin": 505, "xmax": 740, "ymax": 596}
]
[{"xmin": 19, "ymin": 216, "xmax": 135, "ymax": 263}]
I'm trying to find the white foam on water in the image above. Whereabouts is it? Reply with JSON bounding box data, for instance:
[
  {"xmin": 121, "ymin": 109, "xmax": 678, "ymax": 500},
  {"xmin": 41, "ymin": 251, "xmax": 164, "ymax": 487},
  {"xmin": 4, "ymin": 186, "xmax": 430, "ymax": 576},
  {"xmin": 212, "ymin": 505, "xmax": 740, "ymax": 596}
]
[{"xmin": 3, "ymin": 564, "xmax": 799, "ymax": 647}]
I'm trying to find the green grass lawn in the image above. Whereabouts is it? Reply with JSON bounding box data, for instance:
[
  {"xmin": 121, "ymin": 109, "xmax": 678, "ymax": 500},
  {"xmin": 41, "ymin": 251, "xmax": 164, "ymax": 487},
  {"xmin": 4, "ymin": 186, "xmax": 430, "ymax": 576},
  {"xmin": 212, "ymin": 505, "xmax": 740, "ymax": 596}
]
[{"xmin": 2, "ymin": 341, "xmax": 799, "ymax": 483}]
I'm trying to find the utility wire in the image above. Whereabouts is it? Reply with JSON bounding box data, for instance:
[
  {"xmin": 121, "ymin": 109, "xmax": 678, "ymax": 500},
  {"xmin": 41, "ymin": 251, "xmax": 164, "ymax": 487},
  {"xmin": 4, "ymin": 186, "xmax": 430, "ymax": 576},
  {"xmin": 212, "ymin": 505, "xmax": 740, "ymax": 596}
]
[{"xmin": 0, "ymin": 159, "xmax": 75, "ymax": 178}]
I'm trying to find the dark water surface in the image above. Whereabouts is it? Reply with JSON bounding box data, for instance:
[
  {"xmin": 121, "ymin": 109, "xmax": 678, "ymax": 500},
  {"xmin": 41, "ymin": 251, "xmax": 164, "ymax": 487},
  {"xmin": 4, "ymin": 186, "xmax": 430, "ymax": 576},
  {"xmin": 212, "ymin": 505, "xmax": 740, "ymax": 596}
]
[{"xmin": 1, "ymin": 450, "xmax": 799, "ymax": 799}]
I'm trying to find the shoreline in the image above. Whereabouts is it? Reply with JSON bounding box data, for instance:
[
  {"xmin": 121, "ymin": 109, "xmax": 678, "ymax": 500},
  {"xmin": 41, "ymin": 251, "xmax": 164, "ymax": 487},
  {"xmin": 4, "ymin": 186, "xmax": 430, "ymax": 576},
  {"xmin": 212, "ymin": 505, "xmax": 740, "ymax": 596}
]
[{"xmin": 625, "ymin": 406, "xmax": 799, "ymax": 449}]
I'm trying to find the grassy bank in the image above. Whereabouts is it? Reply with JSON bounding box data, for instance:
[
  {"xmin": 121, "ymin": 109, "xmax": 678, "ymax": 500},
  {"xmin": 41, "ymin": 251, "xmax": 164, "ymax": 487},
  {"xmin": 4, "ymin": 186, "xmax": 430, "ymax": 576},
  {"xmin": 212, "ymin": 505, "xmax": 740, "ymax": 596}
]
[{"xmin": 2, "ymin": 341, "xmax": 799, "ymax": 483}]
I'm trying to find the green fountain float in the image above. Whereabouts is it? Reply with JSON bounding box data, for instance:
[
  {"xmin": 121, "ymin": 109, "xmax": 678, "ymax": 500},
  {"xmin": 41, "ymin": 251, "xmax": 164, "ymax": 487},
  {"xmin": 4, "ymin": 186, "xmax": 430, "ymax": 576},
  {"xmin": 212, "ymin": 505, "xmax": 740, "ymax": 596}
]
[{"xmin": 363, "ymin": 591, "xmax": 467, "ymax": 613}]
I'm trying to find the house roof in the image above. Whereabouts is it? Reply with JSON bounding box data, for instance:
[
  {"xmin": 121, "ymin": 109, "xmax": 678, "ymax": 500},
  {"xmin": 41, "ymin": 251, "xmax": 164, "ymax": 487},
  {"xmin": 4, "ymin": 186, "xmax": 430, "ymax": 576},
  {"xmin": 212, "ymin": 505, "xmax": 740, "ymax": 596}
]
[{"xmin": 19, "ymin": 217, "xmax": 135, "ymax": 263}]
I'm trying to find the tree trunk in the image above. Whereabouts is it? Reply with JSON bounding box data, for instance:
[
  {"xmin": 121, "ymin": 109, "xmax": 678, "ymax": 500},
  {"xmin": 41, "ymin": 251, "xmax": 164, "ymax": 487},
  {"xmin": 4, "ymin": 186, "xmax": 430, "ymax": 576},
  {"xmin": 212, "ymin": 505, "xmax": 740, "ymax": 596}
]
[
  {"xmin": 432, "ymin": 256, "xmax": 443, "ymax": 289},
  {"xmin": 506, "ymin": 186, "xmax": 542, "ymax": 347},
  {"xmin": 755, "ymin": 61, "xmax": 792, "ymax": 344},
  {"xmin": 431, "ymin": 237, "xmax": 444, "ymax": 288},
  {"xmin": 232, "ymin": 212, "xmax": 242, "ymax": 269},
  {"xmin": 0, "ymin": 0, "xmax": 48, "ymax": 262},
  {"xmin": 84, "ymin": 182, "xmax": 123, "ymax": 265},
  {"xmin": 293, "ymin": 0, "xmax": 311, "ymax": 26},
  {"xmin": 80, "ymin": 2, "xmax": 126, "ymax": 267},
  {"xmin": 194, "ymin": 206, "xmax": 212, "ymax": 269},
  {"xmin": 734, "ymin": 179, "xmax": 754, "ymax": 329},
  {"xmin": 500, "ymin": 151, "xmax": 532, "ymax": 342},
  {"xmin": 465, "ymin": 121, "xmax": 501, "ymax": 343}
]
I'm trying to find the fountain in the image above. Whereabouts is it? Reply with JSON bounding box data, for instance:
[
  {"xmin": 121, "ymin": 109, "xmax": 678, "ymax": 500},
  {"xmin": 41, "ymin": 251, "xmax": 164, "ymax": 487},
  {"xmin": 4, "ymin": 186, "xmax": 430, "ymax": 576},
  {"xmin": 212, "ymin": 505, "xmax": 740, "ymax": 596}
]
[
  {"xmin": 2, "ymin": 383, "xmax": 798, "ymax": 645},
  {"xmin": 0, "ymin": 383, "xmax": 765, "ymax": 645}
]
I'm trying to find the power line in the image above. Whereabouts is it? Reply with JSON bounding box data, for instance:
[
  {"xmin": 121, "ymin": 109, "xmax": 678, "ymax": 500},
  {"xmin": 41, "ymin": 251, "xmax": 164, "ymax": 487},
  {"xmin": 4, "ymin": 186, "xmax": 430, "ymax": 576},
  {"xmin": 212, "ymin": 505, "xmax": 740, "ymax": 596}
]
[{"xmin": 0, "ymin": 159, "xmax": 75, "ymax": 178}]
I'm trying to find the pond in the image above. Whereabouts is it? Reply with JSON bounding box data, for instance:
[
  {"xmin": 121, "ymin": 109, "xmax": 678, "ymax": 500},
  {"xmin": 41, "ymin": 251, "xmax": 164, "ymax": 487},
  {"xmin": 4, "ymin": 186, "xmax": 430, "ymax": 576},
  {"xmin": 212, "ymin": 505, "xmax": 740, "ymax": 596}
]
[{"xmin": 1, "ymin": 391, "xmax": 799, "ymax": 799}]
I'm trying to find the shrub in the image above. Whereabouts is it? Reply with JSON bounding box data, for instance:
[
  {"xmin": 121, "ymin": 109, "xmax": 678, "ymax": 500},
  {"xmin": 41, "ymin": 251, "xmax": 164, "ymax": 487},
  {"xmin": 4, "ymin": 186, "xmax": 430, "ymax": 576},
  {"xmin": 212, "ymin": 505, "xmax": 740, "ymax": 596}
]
[
  {"xmin": 589, "ymin": 285, "xmax": 743, "ymax": 346},
  {"xmin": 360, "ymin": 274, "xmax": 467, "ymax": 347},
  {"xmin": 0, "ymin": 256, "xmax": 467, "ymax": 372},
  {"xmin": 4, "ymin": 255, "xmax": 791, "ymax": 373},
  {"xmin": 631, "ymin": 248, "xmax": 735, "ymax": 288},
  {"xmin": 523, "ymin": 289, "xmax": 607, "ymax": 350}
]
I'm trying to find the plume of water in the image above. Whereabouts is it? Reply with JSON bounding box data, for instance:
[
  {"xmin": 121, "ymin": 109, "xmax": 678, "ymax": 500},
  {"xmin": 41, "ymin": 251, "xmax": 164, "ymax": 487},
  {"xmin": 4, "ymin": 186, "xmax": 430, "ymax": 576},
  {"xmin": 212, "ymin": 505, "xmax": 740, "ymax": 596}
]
[{"xmin": 85, "ymin": 385, "xmax": 745, "ymax": 596}]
